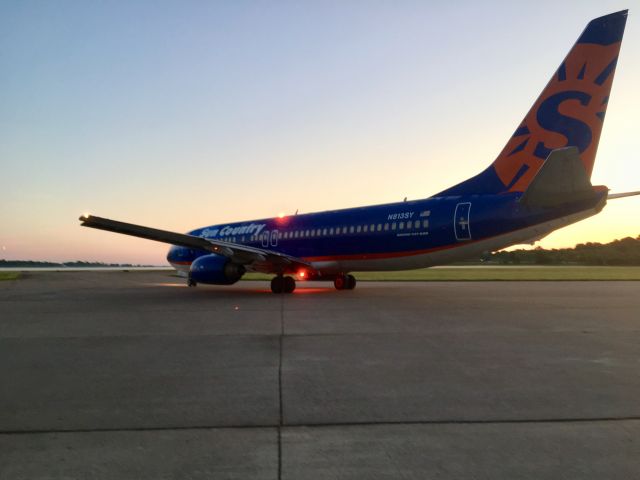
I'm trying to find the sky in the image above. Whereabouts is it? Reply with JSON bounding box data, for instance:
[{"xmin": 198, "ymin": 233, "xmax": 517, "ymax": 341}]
[{"xmin": 1, "ymin": 1, "xmax": 639, "ymax": 264}]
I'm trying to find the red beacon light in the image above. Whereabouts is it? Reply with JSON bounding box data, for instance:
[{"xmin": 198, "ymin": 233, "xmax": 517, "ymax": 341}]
[{"xmin": 298, "ymin": 270, "xmax": 306, "ymax": 279}]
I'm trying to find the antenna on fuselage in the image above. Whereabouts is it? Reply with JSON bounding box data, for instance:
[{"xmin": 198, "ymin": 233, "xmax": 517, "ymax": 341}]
[
  {"xmin": 403, "ymin": 197, "xmax": 407, "ymax": 202},
  {"xmin": 295, "ymin": 209, "xmax": 298, "ymax": 215}
]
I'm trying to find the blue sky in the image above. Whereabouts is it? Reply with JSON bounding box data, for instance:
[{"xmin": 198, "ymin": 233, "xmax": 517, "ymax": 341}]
[{"xmin": 1, "ymin": 1, "xmax": 638, "ymax": 263}]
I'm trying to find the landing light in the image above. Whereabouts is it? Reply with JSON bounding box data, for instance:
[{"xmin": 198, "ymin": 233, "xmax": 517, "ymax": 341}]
[{"xmin": 81, "ymin": 212, "xmax": 91, "ymax": 219}]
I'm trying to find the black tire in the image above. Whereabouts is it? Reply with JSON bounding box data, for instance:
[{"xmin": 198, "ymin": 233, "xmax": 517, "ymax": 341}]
[
  {"xmin": 346, "ymin": 274, "xmax": 356, "ymax": 290},
  {"xmin": 283, "ymin": 276, "xmax": 296, "ymax": 293},
  {"xmin": 188, "ymin": 277, "xmax": 197, "ymax": 287},
  {"xmin": 334, "ymin": 275, "xmax": 346, "ymax": 290},
  {"xmin": 271, "ymin": 276, "xmax": 284, "ymax": 294}
]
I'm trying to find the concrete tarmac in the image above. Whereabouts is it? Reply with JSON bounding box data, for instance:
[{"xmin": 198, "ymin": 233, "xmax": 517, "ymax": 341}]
[{"xmin": 1, "ymin": 271, "xmax": 639, "ymax": 479}]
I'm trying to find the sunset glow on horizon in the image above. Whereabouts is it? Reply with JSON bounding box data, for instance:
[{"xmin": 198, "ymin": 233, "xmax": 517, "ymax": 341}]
[{"xmin": 1, "ymin": 1, "xmax": 639, "ymax": 265}]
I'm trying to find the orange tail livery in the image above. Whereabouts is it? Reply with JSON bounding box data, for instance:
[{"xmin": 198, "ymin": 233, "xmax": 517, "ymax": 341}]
[{"xmin": 440, "ymin": 10, "xmax": 628, "ymax": 196}]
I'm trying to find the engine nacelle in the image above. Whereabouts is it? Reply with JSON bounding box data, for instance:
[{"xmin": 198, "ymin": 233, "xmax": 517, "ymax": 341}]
[{"xmin": 189, "ymin": 254, "xmax": 245, "ymax": 285}]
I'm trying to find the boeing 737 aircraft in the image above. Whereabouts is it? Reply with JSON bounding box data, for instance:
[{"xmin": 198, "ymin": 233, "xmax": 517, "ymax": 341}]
[{"xmin": 81, "ymin": 10, "xmax": 639, "ymax": 293}]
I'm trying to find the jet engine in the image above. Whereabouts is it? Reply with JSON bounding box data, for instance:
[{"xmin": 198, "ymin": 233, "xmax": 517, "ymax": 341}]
[{"xmin": 189, "ymin": 254, "xmax": 245, "ymax": 285}]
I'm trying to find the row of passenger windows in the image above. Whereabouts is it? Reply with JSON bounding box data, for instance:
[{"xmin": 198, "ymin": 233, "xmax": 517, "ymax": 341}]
[{"xmin": 244, "ymin": 219, "xmax": 429, "ymax": 243}]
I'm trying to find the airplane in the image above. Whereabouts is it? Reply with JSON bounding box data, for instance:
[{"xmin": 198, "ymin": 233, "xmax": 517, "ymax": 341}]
[{"xmin": 80, "ymin": 10, "xmax": 639, "ymax": 294}]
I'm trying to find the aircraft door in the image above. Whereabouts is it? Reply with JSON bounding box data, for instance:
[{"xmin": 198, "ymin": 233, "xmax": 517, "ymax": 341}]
[
  {"xmin": 261, "ymin": 231, "xmax": 270, "ymax": 247},
  {"xmin": 271, "ymin": 230, "xmax": 278, "ymax": 247},
  {"xmin": 454, "ymin": 202, "xmax": 472, "ymax": 241}
]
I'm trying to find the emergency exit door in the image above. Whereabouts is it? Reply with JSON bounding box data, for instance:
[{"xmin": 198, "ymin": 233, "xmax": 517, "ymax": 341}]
[{"xmin": 454, "ymin": 202, "xmax": 471, "ymax": 241}]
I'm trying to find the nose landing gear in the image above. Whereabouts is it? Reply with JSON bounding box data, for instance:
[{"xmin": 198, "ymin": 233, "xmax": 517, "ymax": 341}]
[
  {"xmin": 271, "ymin": 275, "xmax": 296, "ymax": 294},
  {"xmin": 334, "ymin": 274, "xmax": 356, "ymax": 291}
]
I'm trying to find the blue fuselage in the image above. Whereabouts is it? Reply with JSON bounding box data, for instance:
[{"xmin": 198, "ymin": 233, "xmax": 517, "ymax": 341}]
[{"xmin": 167, "ymin": 191, "xmax": 606, "ymax": 276}]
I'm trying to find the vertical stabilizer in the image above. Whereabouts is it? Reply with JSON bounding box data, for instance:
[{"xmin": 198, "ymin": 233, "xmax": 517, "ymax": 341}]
[{"xmin": 439, "ymin": 10, "xmax": 628, "ymax": 196}]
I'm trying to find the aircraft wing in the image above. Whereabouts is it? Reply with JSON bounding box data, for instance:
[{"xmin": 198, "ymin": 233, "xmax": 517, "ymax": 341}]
[{"xmin": 79, "ymin": 214, "xmax": 314, "ymax": 273}]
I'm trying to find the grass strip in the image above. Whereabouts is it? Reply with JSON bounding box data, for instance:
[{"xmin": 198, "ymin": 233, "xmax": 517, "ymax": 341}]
[{"xmin": 0, "ymin": 272, "xmax": 20, "ymax": 281}]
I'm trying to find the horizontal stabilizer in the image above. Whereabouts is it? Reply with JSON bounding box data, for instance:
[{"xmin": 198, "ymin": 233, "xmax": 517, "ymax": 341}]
[
  {"xmin": 519, "ymin": 147, "xmax": 595, "ymax": 208},
  {"xmin": 608, "ymin": 190, "xmax": 640, "ymax": 199}
]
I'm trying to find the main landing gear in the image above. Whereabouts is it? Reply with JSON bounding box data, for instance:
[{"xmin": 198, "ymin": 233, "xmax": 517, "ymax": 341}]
[
  {"xmin": 334, "ymin": 274, "xmax": 356, "ymax": 291},
  {"xmin": 271, "ymin": 275, "xmax": 296, "ymax": 294}
]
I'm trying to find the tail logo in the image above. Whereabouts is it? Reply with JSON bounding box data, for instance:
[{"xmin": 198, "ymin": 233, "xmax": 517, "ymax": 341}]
[
  {"xmin": 493, "ymin": 42, "xmax": 621, "ymax": 192},
  {"xmin": 533, "ymin": 90, "xmax": 593, "ymax": 160}
]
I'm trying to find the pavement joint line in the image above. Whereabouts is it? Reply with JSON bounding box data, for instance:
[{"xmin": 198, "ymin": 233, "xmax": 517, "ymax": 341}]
[
  {"xmin": 4, "ymin": 330, "xmax": 639, "ymax": 342},
  {"xmin": 277, "ymin": 292, "xmax": 285, "ymax": 480},
  {"xmin": 3, "ymin": 416, "xmax": 640, "ymax": 436}
]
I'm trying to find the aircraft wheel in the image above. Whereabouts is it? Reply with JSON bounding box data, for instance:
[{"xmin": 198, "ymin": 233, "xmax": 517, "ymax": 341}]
[
  {"xmin": 283, "ymin": 276, "xmax": 296, "ymax": 293},
  {"xmin": 334, "ymin": 275, "xmax": 346, "ymax": 290},
  {"xmin": 346, "ymin": 274, "xmax": 356, "ymax": 290},
  {"xmin": 271, "ymin": 276, "xmax": 284, "ymax": 294},
  {"xmin": 188, "ymin": 277, "xmax": 197, "ymax": 287}
]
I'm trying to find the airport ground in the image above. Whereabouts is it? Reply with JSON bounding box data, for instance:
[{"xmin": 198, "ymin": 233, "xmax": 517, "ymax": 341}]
[{"xmin": 1, "ymin": 271, "xmax": 639, "ymax": 479}]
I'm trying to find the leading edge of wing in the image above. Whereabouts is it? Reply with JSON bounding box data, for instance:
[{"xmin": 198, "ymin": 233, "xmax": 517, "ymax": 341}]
[{"xmin": 79, "ymin": 214, "xmax": 313, "ymax": 272}]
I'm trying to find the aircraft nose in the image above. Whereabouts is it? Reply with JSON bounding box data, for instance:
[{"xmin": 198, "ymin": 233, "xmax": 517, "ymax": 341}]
[{"xmin": 166, "ymin": 245, "xmax": 182, "ymax": 264}]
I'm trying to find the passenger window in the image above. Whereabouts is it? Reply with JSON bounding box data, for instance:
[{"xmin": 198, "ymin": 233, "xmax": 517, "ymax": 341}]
[
  {"xmin": 407, "ymin": 222, "xmax": 412, "ymax": 230},
  {"xmin": 399, "ymin": 222, "xmax": 404, "ymax": 229},
  {"xmin": 323, "ymin": 228, "xmax": 328, "ymax": 235},
  {"xmin": 377, "ymin": 224, "xmax": 382, "ymax": 231},
  {"xmin": 414, "ymin": 220, "xmax": 420, "ymax": 228},
  {"xmin": 343, "ymin": 226, "xmax": 348, "ymax": 234},
  {"xmin": 370, "ymin": 224, "xmax": 375, "ymax": 231},
  {"xmin": 356, "ymin": 226, "xmax": 362, "ymax": 233},
  {"xmin": 423, "ymin": 219, "xmax": 429, "ymax": 228},
  {"xmin": 384, "ymin": 223, "xmax": 389, "ymax": 231},
  {"xmin": 363, "ymin": 225, "xmax": 368, "ymax": 232},
  {"xmin": 329, "ymin": 227, "xmax": 334, "ymax": 235},
  {"xmin": 349, "ymin": 226, "xmax": 354, "ymax": 233},
  {"xmin": 392, "ymin": 223, "xmax": 397, "ymax": 230}
]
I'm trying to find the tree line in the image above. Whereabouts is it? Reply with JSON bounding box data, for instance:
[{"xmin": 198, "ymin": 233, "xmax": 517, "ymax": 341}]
[
  {"xmin": 488, "ymin": 235, "xmax": 640, "ymax": 265},
  {"xmin": 0, "ymin": 260, "xmax": 152, "ymax": 268}
]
